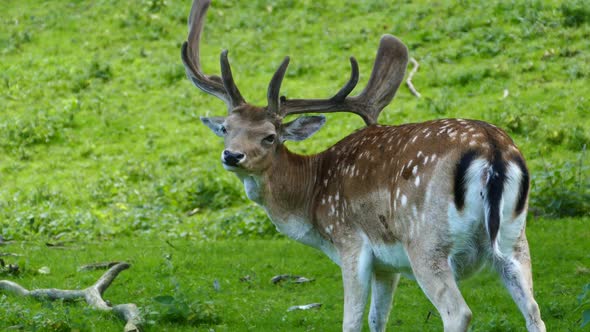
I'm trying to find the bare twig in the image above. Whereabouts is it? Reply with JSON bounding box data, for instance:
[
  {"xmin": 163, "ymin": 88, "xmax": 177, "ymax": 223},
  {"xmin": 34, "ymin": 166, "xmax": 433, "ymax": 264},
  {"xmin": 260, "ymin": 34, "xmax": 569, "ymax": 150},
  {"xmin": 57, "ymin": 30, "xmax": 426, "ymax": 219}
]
[
  {"xmin": 287, "ymin": 303, "xmax": 322, "ymax": 312},
  {"xmin": 78, "ymin": 261, "xmax": 121, "ymax": 272},
  {"xmin": 0, "ymin": 253, "xmax": 22, "ymax": 257},
  {"xmin": 271, "ymin": 274, "xmax": 314, "ymax": 284},
  {"xmin": 406, "ymin": 57, "xmax": 422, "ymax": 98},
  {"xmin": 0, "ymin": 262, "xmax": 143, "ymax": 332}
]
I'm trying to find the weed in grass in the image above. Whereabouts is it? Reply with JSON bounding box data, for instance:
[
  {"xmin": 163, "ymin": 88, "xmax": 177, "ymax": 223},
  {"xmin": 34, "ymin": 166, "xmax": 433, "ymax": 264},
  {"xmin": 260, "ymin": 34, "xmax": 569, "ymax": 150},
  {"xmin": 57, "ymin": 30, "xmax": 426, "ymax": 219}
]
[
  {"xmin": 183, "ymin": 175, "xmax": 246, "ymax": 211},
  {"xmin": 561, "ymin": 0, "xmax": 590, "ymax": 27},
  {"xmin": 1, "ymin": 30, "xmax": 33, "ymax": 54},
  {"xmin": 530, "ymin": 147, "xmax": 589, "ymax": 217},
  {"xmin": 565, "ymin": 126, "xmax": 590, "ymax": 151},
  {"xmin": 162, "ymin": 64, "xmax": 187, "ymax": 85},
  {"xmin": 142, "ymin": 0, "xmax": 168, "ymax": 13},
  {"xmin": 148, "ymin": 295, "xmax": 221, "ymax": 327},
  {"xmin": 496, "ymin": 110, "xmax": 539, "ymax": 136},
  {"xmin": 0, "ymin": 107, "xmax": 77, "ymax": 151}
]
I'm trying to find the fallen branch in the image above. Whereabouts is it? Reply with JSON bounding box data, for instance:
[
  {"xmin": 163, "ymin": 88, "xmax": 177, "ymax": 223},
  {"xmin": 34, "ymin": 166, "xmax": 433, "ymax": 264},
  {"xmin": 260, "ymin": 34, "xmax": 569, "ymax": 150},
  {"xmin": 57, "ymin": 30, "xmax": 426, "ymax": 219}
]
[
  {"xmin": 0, "ymin": 262, "xmax": 143, "ymax": 332},
  {"xmin": 406, "ymin": 57, "xmax": 422, "ymax": 98},
  {"xmin": 271, "ymin": 274, "xmax": 314, "ymax": 284},
  {"xmin": 78, "ymin": 261, "xmax": 120, "ymax": 272}
]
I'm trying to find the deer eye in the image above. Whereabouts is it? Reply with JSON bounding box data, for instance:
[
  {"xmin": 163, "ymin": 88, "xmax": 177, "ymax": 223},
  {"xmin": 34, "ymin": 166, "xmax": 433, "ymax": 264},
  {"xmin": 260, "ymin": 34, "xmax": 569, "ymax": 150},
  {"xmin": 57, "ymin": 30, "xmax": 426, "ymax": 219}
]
[
  {"xmin": 262, "ymin": 134, "xmax": 276, "ymax": 144},
  {"xmin": 220, "ymin": 126, "xmax": 227, "ymax": 135}
]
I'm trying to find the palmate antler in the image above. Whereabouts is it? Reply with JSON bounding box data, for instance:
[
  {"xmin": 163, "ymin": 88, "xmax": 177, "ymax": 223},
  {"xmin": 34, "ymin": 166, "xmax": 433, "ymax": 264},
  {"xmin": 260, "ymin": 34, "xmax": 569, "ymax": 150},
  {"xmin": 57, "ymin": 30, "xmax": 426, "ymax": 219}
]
[
  {"xmin": 277, "ymin": 35, "xmax": 409, "ymax": 125},
  {"xmin": 182, "ymin": 0, "xmax": 409, "ymax": 125}
]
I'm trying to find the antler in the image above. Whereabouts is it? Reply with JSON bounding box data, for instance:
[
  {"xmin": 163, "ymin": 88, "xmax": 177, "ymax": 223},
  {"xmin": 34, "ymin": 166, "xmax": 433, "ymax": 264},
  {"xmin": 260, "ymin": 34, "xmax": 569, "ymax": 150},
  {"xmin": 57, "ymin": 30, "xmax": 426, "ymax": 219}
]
[
  {"xmin": 277, "ymin": 35, "xmax": 409, "ymax": 125},
  {"xmin": 181, "ymin": 0, "xmax": 245, "ymax": 112},
  {"xmin": 267, "ymin": 57, "xmax": 291, "ymax": 115}
]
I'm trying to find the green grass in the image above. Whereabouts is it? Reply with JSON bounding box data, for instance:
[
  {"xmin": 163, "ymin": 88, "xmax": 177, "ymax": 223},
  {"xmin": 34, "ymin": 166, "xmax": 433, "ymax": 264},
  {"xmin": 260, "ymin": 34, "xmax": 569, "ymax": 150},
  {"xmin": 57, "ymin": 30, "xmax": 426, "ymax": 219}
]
[
  {"xmin": 1, "ymin": 217, "xmax": 589, "ymax": 331},
  {"xmin": 1, "ymin": 0, "xmax": 588, "ymax": 240},
  {"xmin": 0, "ymin": 0, "xmax": 589, "ymax": 330}
]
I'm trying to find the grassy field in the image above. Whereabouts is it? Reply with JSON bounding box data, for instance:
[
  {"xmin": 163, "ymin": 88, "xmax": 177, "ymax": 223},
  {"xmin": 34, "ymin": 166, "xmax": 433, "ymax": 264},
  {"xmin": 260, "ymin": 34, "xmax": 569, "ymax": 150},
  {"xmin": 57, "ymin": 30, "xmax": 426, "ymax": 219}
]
[
  {"xmin": 1, "ymin": 0, "xmax": 589, "ymax": 330},
  {"xmin": 1, "ymin": 217, "xmax": 589, "ymax": 331}
]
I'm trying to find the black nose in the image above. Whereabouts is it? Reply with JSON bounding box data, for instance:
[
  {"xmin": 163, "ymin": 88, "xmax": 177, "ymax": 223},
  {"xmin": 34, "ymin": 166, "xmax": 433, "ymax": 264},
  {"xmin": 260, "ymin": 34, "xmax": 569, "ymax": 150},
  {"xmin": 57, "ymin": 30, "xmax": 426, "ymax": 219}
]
[{"xmin": 223, "ymin": 150, "xmax": 245, "ymax": 166}]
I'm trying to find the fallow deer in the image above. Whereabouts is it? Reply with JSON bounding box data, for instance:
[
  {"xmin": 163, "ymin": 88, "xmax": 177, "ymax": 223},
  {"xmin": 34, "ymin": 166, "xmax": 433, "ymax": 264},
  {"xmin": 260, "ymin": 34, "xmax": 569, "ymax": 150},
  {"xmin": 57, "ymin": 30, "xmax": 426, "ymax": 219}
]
[{"xmin": 181, "ymin": 1, "xmax": 546, "ymax": 331}]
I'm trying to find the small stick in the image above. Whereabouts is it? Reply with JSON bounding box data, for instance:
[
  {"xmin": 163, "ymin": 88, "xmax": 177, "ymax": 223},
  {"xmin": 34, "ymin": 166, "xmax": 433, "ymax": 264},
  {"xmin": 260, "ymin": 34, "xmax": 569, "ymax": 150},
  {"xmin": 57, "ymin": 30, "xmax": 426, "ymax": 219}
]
[
  {"xmin": 0, "ymin": 262, "xmax": 143, "ymax": 332},
  {"xmin": 78, "ymin": 261, "xmax": 121, "ymax": 272},
  {"xmin": 271, "ymin": 274, "xmax": 314, "ymax": 284},
  {"xmin": 406, "ymin": 57, "xmax": 422, "ymax": 98},
  {"xmin": 0, "ymin": 253, "xmax": 22, "ymax": 257}
]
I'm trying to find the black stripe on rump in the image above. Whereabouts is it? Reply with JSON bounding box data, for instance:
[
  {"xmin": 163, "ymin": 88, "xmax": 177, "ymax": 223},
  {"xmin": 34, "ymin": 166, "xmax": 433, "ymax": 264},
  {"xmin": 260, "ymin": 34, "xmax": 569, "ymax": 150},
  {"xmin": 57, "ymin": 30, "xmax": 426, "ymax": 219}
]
[
  {"xmin": 512, "ymin": 154, "xmax": 530, "ymax": 216},
  {"xmin": 453, "ymin": 150, "xmax": 479, "ymax": 211},
  {"xmin": 487, "ymin": 149, "xmax": 507, "ymax": 245}
]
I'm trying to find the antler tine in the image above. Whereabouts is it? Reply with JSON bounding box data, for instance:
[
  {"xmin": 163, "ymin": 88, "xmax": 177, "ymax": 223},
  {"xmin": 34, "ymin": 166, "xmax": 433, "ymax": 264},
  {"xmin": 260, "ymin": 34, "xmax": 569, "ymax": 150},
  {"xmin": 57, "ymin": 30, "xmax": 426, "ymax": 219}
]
[
  {"xmin": 181, "ymin": 0, "xmax": 245, "ymax": 112},
  {"xmin": 279, "ymin": 35, "xmax": 408, "ymax": 126},
  {"xmin": 220, "ymin": 50, "xmax": 246, "ymax": 106},
  {"xmin": 267, "ymin": 57, "xmax": 290, "ymax": 116},
  {"xmin": 330, "ymin": 57, "xmax": 359, "ymax": 102},
  {"xmin": 277, "ymin": 57, "xmax": 360, "ymax": 116}
]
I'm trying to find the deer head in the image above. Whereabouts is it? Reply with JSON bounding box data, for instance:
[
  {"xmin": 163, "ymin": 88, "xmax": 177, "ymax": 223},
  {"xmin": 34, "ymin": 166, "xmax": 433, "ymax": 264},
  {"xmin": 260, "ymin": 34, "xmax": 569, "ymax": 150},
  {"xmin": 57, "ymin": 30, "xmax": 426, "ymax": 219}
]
[{"xmin": 181, "ymin": 0, "xmax": 408, "ymax": 175}]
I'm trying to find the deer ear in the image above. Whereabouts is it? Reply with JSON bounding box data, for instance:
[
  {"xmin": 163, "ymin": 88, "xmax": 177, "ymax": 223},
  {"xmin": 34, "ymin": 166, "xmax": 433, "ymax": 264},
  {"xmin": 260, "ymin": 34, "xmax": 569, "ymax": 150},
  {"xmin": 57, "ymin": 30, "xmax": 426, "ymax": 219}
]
[
  {"xmin": 281, "ymin": 115, "xmax": 326, "ymax": 142},
  {"xmin": 200, "ymin": 116, "xmax": 226, "ymax": 137}
]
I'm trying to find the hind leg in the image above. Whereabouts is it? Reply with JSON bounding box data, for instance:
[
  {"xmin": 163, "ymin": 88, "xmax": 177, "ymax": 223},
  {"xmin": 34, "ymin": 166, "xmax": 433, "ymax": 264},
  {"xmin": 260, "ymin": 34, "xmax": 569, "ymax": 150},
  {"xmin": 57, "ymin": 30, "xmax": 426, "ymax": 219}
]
[
  {"xmin": 368, "ymin": 271, "xmax": 400, "ymax": 332},
  {"xmin": 495, "ymin": 231, "xmax": 546, "ymax": 332},
  {"xmin": 407, "ymin": 246, "xmax": 472, "ymax": 332}
]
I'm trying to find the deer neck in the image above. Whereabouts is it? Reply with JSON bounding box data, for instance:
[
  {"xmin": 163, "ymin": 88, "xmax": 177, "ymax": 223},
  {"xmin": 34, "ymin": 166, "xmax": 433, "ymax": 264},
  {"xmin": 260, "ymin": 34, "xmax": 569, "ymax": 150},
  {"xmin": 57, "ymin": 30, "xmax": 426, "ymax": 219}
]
[{"xmin": 239, "ymin": 145, "xmax": 319, "ymax": 222}]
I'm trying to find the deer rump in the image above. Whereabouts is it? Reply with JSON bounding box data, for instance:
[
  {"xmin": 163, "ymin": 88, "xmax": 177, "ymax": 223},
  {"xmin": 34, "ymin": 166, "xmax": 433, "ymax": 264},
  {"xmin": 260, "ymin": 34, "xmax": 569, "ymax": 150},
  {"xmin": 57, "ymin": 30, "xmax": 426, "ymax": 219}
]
[{"xmin": 290, "ymin": 122, "xmax": 531, "ymax": 280}]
